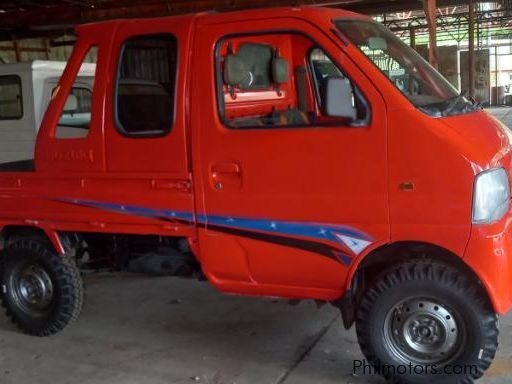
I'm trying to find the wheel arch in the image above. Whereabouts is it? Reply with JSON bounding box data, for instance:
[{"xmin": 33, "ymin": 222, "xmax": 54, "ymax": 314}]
[
  {"xmin": 337, "ymin": 241, "xmax": 491, "ymax": 329},
  {"xmin": 0, "ymin": 226, "xmax": 65, "ymax": 255}
]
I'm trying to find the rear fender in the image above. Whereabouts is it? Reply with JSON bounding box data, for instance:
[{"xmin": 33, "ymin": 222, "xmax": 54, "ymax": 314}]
[{"xmin": 0, "ymin": 225, "xmax": 65, "ymax": 255}]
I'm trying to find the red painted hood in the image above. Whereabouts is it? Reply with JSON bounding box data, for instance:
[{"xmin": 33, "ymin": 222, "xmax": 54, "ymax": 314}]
[{"xmin": 439, "ymin": 110, "xmax": 512, "ymax": 171}]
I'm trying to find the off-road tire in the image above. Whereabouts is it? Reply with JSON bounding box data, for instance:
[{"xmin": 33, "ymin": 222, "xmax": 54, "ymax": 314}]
[
  {"xmin": 356, "ymin": 260, "xmax": 499, "ymax": 384},
  {"xmin": 0, "ymin": 239, "xmax": 83, "ymax": 336}
]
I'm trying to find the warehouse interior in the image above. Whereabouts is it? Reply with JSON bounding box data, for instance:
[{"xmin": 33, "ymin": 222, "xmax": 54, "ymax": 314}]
[
  {"xmin": 1, "ymin": 0, "xmax": 512, "ymax": 107},
  {"xmin": 0, "ymin": 1, "xmax": 512, "ymax": 384}
]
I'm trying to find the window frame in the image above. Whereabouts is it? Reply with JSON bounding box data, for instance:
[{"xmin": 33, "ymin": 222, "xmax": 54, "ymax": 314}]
[
  {"xmin": 0, "ymin": 75, "xmax": 23, "ymax": 121},
  {"xmin": 114, "ymin": 33, "xmax": 178, "ymax": 138},
  {"xmin": 214, "ymin": 30, "xmax": 371, "ymax": 131},
  {"xmin": 52, "ymin": 45, "xmax": 97, "ymax": 140}
]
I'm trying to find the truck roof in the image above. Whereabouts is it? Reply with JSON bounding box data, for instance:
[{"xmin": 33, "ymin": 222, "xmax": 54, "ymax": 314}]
[
  {"xmin": 75, "ymin": 6, "xmax": 369, "ymax": 34},
  {"xmin": 197, "ymin": 6, "xmax": 368, "ymax": 21}
]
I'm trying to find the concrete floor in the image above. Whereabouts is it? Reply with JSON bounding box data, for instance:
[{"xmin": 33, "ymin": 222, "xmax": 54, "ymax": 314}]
[
  {"xmin": 1, "ymin": 274, "xmax": 511, "ymax": 384},
  {"xmin": 489, "ymin": 106, "xmax": 512, "ymax": 127},
  {"xmin": 1, "ymin": 107, "xmax": 512, "ymax": 384}
]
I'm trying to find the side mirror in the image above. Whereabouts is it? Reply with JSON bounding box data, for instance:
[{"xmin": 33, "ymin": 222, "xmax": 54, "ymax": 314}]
[
  {"xmin": 64, "ymin": 94, "xmax": 78, "ymax": 112},
  {"xmin": 324, "ymin": 78, "xmax": 357, "ymax": 120}
]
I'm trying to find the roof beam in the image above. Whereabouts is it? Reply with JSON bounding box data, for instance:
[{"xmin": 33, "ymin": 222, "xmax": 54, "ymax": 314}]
[
  {"xmin": 0, "ymin": 0, "xmax": 499, "ymax": 41},
  {"xmin": 0, "ymin": 0, "xmax": 351, "ymax": 31},
  {"xmin": 343, "ymin": 0, "xmax": 490, "ymax": 13}
]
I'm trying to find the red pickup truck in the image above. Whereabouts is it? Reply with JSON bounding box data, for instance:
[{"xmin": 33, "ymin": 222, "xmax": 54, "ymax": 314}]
[{"xmin": 0, "ymin": 6, "xmax": 511, "ymax": 384}]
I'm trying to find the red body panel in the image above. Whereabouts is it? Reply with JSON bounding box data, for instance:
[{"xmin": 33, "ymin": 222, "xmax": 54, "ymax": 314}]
[
  {"xmin": 191, "ymin": 15, "xmax": 388, "ymax": 299},
  {"xmin": 1, "ymin": 7, "xmax": 512, "ymax": 313}
]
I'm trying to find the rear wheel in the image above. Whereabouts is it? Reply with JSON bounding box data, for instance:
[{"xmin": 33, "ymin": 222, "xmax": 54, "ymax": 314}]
[
  {"xmin": 356, "ymin": 260, "xmax": 498, "ymax": 384},
  {"xmin": 0, "ymin": 239, "xmax": 83, "ymax": 336}
]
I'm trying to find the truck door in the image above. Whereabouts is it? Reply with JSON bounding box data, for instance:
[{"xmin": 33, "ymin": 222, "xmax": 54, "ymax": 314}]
[
  {"xmin": 192, "ymin": 18, "xmax": 388, "ymax": 298},
  {"xmin": 100, "ymin": 18, "xmax": 195, "ymax": 234}
]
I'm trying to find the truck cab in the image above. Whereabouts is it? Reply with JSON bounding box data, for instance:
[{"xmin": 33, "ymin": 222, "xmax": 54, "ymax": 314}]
[{"xmin": 0, "ymin": 7, "xmax": 511, "ymax": 384}]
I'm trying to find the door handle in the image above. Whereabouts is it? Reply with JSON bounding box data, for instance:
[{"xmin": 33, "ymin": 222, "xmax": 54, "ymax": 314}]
[
  {"xmin": 211, "ymin": 162, "xmax": 241, "ymax": 175},
  {"xmin": 210, "ymin": 162, "xmax": 241, "ymax": 191}
]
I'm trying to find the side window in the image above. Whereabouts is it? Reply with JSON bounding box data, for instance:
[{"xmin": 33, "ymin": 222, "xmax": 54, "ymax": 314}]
[
  {"xmin": 0, "ymin": 75, "xmax": 23, "ymax": 120},
  {"xmin": 56, "ymin": 47, "xmax": 97, "ymax": 139},
  {"xmin": 217, "ymin": 33, "xmax": 369, "ymax": 129},
  {"xmin": 310, "ymin": 48, "xmax": 344, "ymax": 104},
  {"xmin": 56, "ymin": 87, "xmax": 93, "ymax": 138},
  {"xmin": 115, "ymin": 34, "xmax": 177, "ymax": 137}
]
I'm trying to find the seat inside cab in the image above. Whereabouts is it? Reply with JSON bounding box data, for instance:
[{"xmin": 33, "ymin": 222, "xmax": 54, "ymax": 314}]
[{"xmin": 217, "ymin": 33, "xmax": 366, "ymax": 129}]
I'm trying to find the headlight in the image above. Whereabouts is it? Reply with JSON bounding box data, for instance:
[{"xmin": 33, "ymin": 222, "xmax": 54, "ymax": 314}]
[{"xmin": 472, "ymin": 168, "xmax": 510, "ymax": 224}]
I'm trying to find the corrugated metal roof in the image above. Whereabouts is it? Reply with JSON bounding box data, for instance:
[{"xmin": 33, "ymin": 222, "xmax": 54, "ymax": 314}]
[{"xmin": 0, "ymin": 0, "xmax": 499, "ymax": 41}]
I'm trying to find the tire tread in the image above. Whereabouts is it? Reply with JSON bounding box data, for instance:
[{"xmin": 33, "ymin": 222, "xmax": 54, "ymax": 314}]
[
  {"xmin": 0, "ymin": 239, "xmax": 84, "ymax": 336},
  {"xmin": 356, "ymin": 260, "xmax": 499, "ymax": 384}
]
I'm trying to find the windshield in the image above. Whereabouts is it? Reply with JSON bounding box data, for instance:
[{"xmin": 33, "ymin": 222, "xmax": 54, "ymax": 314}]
[{"xmin": 335, "ymin": 20, "xmax": 479, "ymax": 117}]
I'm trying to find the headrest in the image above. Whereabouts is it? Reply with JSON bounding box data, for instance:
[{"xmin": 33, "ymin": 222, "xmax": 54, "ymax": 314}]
[
  {"xmin": 224, "ymin": 54, "xmax": 250, "ymax": 88},
  {"xmin": 272, "ymin": 57, "xmax": 289, "ymax": 84},
  {"xmin": 223, "ymin": 43, "xmax": 289, "ymax": 89}
]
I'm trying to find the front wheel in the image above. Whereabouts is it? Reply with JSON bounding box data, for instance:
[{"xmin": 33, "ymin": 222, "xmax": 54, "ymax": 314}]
[
  {"xmin": 0, "ymin": 239, "xmax": 84, "ymax": 336},
  {"xmin": 356, "ymin": 260, "xmax": 498, "ymax": 384}
]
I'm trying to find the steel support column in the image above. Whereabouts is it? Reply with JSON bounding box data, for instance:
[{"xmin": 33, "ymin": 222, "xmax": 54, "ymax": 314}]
[
  {"xmin": 13, "ymin": 39, "xmax": 21, "ymax": 62},
  {"xmin": 423, "ymin": 0, "xmax": 438, "ymax": 68},
  {"xmin": 468, "ymin": 0, "xmax": 475, "ymax": 97}
]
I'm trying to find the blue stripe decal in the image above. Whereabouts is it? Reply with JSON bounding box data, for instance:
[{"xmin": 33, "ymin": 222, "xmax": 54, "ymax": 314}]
[
  {"xmin": 55, "ymin": 198, "xmax": 194, "ymax": 223},
  {"xmin": 198, "ymin": 214, "xmax": 372, "ymax": 243},
  {"xmin": 54, "ymin": 198, "xmax": 373, "ymax": 260}
]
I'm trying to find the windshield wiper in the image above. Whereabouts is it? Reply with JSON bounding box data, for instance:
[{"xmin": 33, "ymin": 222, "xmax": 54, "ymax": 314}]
[
  {"xmin": 442, "ymin": 90, "xmax": 468, "ymax": 116},
  {"xmin": 469, "ymin": 95, "xmax": 483, "ymax": 111},
  {"xmin": 442, "ymin": 90, "xmax": 483, "ymax": 116}
]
